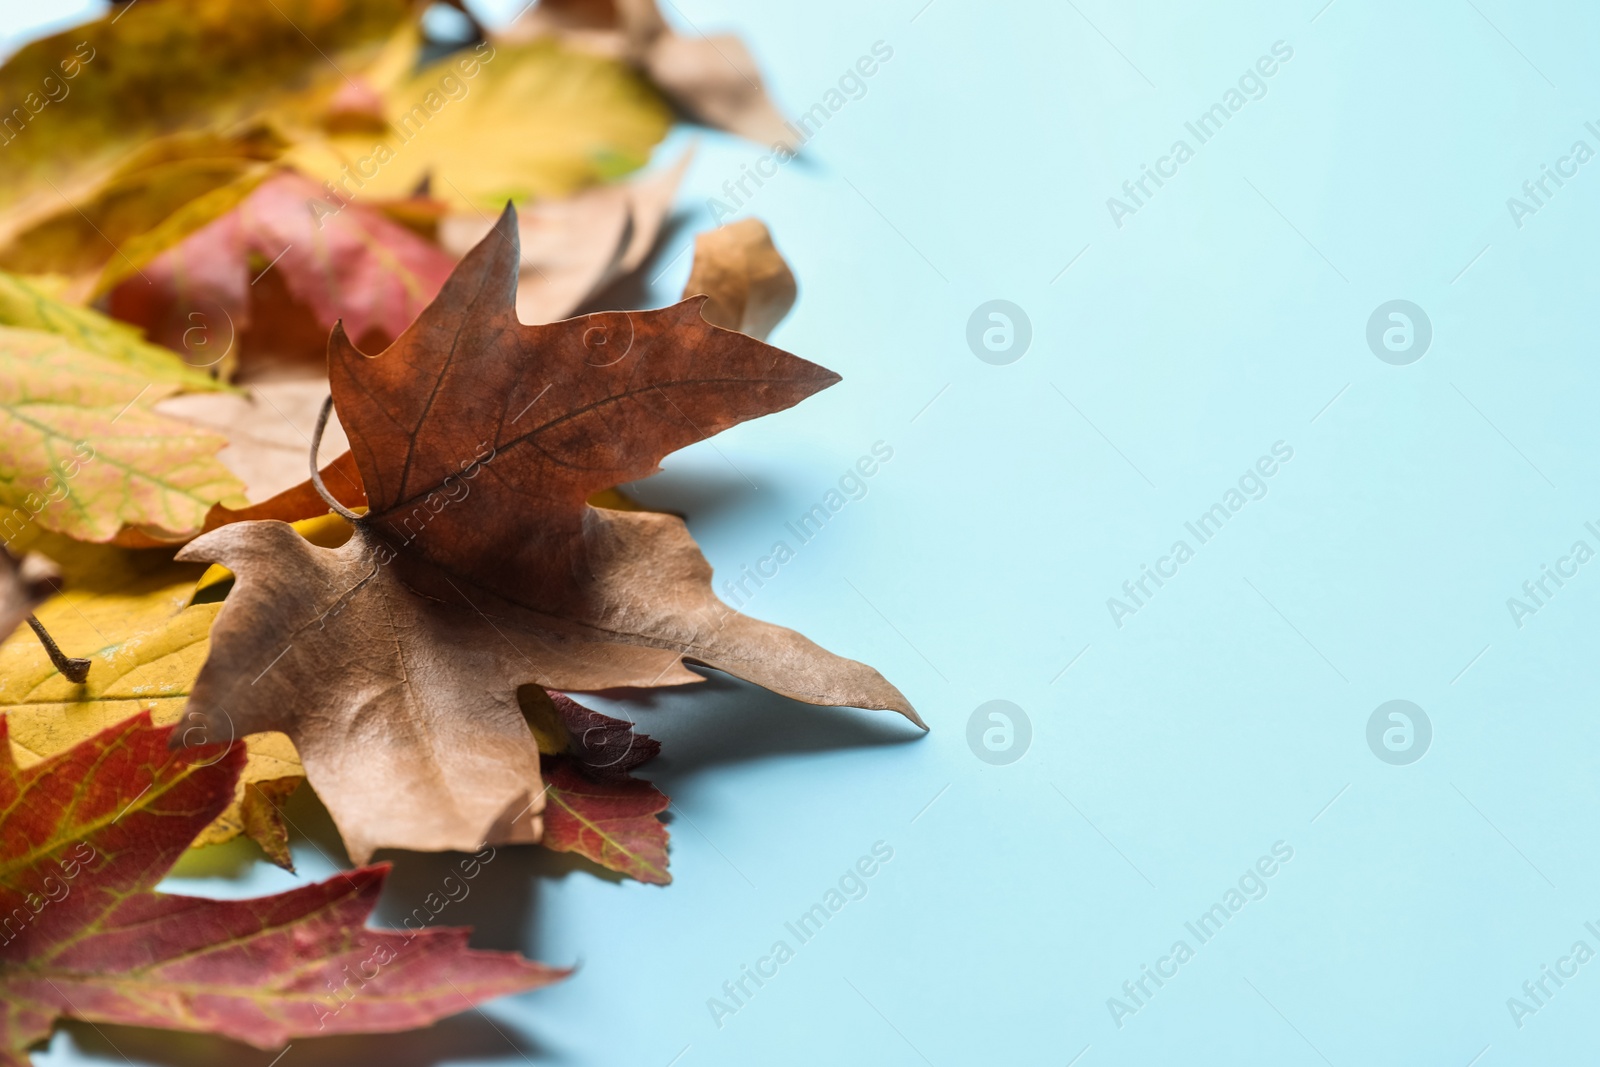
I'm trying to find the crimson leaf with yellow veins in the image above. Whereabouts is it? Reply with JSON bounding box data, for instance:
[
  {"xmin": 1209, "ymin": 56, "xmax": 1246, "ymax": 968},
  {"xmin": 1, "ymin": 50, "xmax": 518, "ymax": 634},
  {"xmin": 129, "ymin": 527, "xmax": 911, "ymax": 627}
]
[{"xmin": 0, "ymin": 714, "xmax": 565, "ymax": 1062}]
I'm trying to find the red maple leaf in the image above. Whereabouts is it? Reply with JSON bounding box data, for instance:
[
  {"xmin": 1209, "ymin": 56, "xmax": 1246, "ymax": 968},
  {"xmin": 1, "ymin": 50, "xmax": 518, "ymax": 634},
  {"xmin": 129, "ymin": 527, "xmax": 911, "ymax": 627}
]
[
  {"xmin": 542, "ymin": 755, "xmax": 670, "ymax": 885},
  {"xmin": 0, "ymin": 713, "xmax": 565, "ymax": 1063},
  {"xmin": 110, "ymin": 171, "xmax": 455, "ymax": 361}
]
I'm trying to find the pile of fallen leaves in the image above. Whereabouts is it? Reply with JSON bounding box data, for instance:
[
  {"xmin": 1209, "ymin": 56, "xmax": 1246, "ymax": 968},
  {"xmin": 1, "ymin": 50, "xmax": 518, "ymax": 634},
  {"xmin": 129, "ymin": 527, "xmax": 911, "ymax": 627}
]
[{"xmin": 0, "ymin": 0, "xmax": 919, "ymax": 1059}]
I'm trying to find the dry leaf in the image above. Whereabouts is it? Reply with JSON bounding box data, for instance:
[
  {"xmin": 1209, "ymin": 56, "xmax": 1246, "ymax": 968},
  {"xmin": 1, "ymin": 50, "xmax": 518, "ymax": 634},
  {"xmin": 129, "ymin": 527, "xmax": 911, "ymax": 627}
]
[
  {"xmin": 0, "ymin": 0, "xmax": 411, "ymax": 288},
  {"xmin": 0, "ymin": 270, "xmax": 222, "ymax": 392},
  {"xmin": 530, "ymin": 690, "xmax": 670, "ymax": 882},
  {"xmin": 0, "ymin": 327, "xmax": 245, "ymax": 543},
  {"xmin": 682, "ymin": 217, "xmax": 797, "ymax": 341},
  {"xmin": 437, "ymin": 149, "xmax": 689, "ymax": 324},
  {"xmin": 155, "ymin": 379, "xmax": 354, "ymax": 507},
  {"xmin": 542, "ymin": 755, "xmax": 670, "ymax": 884},
  {"xmin": 175, "ymin": 204, "xmax": 918, "ymax": 864},
  {"xmin": 508, "ymin": 0, "xmax": 796, "ymax": 149},
  {"xmin": 0, "ymin": 269, "xmax": 241, "ymax": 544},
  {"xmin": 535, "ymin": 689, "xmax": 662, "ymax": 778},
  {"xmin": 0, "ymin": 713, "xmax": 565, "ymax": 1060},
  {"xmin": 4, "ymin": 127, "xmax": 286, "ymax": 302},
  {"xmin": 179, "ymin": 203, "xmax": 791, "ymax": 538},
  {"xmin": 122, "ymin": 147, "xmax": 619, "ymax": 512}
]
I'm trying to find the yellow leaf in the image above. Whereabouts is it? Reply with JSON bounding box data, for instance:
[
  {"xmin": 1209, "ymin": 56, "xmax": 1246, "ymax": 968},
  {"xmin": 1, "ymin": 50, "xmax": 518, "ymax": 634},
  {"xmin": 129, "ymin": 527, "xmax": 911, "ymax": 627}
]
[
  {"xmin": 0, "ymin": 0, "xmax": 411, "ymax": 288},
  {"xmin": 2, "ymin": 127, "xmax": 288, "ymax": 298},
  {"xmin": 519, "ymin": 685, "xmax": 570, "ymax": 756},
  {"xmin": 288, "ymin": 40, "xmax": 672, "ymax": 211},
  {"xmin": 0, "ymin": 534, "xmax": 302, "ymax": 865}
]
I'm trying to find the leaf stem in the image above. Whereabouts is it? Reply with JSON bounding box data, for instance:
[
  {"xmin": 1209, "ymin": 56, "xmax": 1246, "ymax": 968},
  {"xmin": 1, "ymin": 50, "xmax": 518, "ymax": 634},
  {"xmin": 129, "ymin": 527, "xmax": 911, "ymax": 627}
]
[
  {"xmin": 26, "ymin": 616, "xmax": 89, "ymax": 683},
  {"xmin": 311, "ymin": 394, "xmax": 365, "ymax": 525}
]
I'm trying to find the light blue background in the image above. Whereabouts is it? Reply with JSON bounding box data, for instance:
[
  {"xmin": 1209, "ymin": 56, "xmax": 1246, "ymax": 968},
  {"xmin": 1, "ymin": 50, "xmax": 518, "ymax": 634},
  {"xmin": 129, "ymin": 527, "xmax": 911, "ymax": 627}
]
[{"xmin": 9, "ymin": 1, "xmax": 1600, "ymax": 1064}]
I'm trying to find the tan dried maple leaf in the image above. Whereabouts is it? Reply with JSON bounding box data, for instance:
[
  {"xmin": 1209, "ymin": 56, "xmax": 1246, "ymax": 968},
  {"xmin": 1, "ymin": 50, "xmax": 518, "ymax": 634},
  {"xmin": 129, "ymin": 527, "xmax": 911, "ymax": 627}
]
[{"xmin": 176, "ymin": 205, "xmax": 919, "ymax": 863}]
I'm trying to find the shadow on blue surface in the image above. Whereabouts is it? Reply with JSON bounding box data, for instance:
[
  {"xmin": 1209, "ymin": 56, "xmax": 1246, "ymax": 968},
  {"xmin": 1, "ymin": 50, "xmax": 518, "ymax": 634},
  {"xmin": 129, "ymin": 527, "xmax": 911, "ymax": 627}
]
[{"xmin": 58, "ymin": 1011, "xmax": 551, "ymax": 1067}]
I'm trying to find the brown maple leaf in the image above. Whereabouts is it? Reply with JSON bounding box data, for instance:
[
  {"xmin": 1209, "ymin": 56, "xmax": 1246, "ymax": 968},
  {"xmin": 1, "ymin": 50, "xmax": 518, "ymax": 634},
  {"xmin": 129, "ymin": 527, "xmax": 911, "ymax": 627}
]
[{"xmin": 175, "ymin": 205, "xmax": 920, "ymax": 863}]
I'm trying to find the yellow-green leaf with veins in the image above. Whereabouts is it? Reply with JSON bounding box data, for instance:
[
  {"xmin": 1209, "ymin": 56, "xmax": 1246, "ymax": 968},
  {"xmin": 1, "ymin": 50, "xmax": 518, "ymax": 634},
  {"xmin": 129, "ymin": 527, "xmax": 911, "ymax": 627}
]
[
  {"xmin": 0, "ymin": 327, "xmax": 245, "ymax": 543},
  {"xmin": 0, "ymin": 532, "xmax": 301, "ymax": 865},
  {"xmin": 0, "ymin": 270, "xmax": 223, "ymax": 392}
]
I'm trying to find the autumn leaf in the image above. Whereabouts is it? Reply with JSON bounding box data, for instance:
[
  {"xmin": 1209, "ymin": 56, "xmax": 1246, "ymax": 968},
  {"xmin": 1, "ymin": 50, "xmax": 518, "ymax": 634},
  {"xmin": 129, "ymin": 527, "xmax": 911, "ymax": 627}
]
[
  {"xmin": 683, "ymin": 218, "xmax": 798, "ymax": 342},
  {"xmin": 0, "ymin": 328, "xmax": 246, "ymax": 543},
  {"xmin": 120, "ymin": 150, "xmax": 683, "ymax": 511},
  {"xmin": 174, "ymin": 203, "xmax": 918, "ymax": 864},
  {"xmin": 287, "ymin": 38, "xmax": 672, "ymax": 212},
  {"xmin": 509, "ymin": 0, "xmax": 796, "ymax": 149},
  {"xmin": 163, "ymin": 155, "xmax": 689, "ymax": 513},
  {"xmin": 437, "ymin": 149, "xmax": 689, "ymax": 324},
  {"xmin": 221, "ymin": 205, "xmax": 788, "ymax": 532},
  {"xmin": 0, "ymin": 270, "xmax": 222, "ymax": 393},
  {"xmin": 533, "ymin": 689, "xmax": 662, "ymax": 779},
  {"xmin": 154, "ymin": 379, "xmax": 359, "ymax": 511},
  {"xmin": 1, "ymin": 127, "xmax": 286, "ymax": 301},
  {"xmin": 0, "ymin": 0, "xmax": 411, "ymax": 286},
  {"xmin": 0, "ymin": 269, "xmax": 243, "ymax": 543},
  {"xmin": 110, "ymin": 170, "xmax": 458, "ymax": 360},
  {"xmin": 0, "ymin": 712, "xmax": 566, "ymax": 1062},
  {"xmin": 0, "ymin": 532, "xmax": 302, "ymax": 866},
  {"xmin": 526, "ymin": 690, "xmax": 670, "ymax": 882},
  {"xmin": 543, "ymin": 756, "xmax": 671, "ymax": 884}
]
